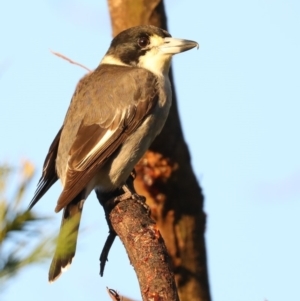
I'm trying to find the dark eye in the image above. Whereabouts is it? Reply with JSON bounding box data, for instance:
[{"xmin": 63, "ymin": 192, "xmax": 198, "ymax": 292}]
[{"xmin": 138, "ymin": 36, "xmax": 150, "ymax": 48}]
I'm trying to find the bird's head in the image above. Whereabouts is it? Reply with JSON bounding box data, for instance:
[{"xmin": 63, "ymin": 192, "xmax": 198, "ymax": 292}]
[{"xmin": 101, "ymin": 25, "xmax": 198, "ymax": 76}]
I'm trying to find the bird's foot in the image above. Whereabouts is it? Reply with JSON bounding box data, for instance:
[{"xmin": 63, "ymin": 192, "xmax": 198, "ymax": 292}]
[{"xmin": 110, "ymin": 187, "xmax": 149, "ymax": 214}]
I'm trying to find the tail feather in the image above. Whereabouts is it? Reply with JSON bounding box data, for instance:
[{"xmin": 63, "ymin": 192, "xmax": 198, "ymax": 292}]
[{"xmin": 49, "ymin": 198, "xmax": 84, "ymax": 282}]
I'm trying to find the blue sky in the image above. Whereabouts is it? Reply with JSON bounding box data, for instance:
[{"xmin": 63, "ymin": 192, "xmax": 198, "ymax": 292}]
[{"xmin": 1, "ymin": 0, "xmax": 300, "ymax": 300}]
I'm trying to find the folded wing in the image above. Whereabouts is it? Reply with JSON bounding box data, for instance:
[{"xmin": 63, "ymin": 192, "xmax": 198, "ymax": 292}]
[{"xmin": 55, "ymin": 66, "xmax": 159, "ymax": 212}]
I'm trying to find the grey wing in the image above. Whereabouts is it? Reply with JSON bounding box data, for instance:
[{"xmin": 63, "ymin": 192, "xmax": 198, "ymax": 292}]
[{"xmin": 54, "ymin": 65, "xmax": 158, "ymax": 212}]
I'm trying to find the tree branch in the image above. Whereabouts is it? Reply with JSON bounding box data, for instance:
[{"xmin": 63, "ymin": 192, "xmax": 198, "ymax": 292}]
[{"xmin": 108, "ymin": 196, "xmax": 179, "ymax": 301}]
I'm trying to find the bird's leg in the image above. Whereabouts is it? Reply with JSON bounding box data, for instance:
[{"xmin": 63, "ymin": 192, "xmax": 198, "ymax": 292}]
[
  {"xmin": 115, "ymin": 170, "xmax": 149, "ymax": 212},
  {"xmin": 120, "ymin": 184, "xmax": 149, "ymax": 211},
  {"xmin": 102, "ymin": 170, "xmax": 148, "ymax": 211},
  {"xmin": 111, "ymin": 184, "xmax": 134, "ymax": 202}
]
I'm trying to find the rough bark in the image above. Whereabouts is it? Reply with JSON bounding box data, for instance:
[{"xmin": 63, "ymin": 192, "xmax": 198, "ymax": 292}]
[
  {"xmin": 109, "ymin": 196, "xmax": 179, "ymax": 301},
  {"xmin": 106, "ymin": 1, "xmax": 211, "ymax": 301}
]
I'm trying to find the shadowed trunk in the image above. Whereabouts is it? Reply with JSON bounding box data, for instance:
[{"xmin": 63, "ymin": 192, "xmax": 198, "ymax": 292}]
[{"xmin": 106, "ymin": 1, "xmax": 211, "ymax": 300}]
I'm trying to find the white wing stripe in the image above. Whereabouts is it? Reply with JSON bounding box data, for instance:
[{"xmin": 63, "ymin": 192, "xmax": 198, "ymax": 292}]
[
  {"xmin": 73, "ymin": 109, "xmax": 127, "ymax": 170},
  {"xmin": 76, "ymin": 128, "xmax": 116, "ymax": 169}
]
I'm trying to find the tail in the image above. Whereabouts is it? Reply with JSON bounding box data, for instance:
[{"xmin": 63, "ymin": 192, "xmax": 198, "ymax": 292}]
[{"xmin": 49, "ymin": 196, "xmax": 84, "ymax": 282}]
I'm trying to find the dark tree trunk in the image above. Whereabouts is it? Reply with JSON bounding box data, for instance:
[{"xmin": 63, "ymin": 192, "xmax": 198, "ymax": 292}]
[{"xmin": 106, "ymin": 1, "xmax": 211, "ymax": 300}]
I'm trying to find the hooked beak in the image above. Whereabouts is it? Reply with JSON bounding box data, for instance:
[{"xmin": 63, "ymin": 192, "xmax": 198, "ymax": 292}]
[{"xmin": 159, "ymin": 37, "xmax": 199, "ymax": 55}]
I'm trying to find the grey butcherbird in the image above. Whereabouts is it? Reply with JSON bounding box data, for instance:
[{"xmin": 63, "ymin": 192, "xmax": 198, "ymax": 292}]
[{"xmin": 29, "ymin": 25, "xmax": 198, "ymax": 282}]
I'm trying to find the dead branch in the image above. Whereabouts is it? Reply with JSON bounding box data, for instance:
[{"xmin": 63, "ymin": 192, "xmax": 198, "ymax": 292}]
[{"xmin": 50, "ymin": 50, "xmax": 92, "ymax": 73}]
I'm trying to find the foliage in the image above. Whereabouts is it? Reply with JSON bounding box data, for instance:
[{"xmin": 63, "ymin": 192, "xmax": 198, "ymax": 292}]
[{"xmin": 0, "ymin": 161, "xmax": 54, "ymax": 288}]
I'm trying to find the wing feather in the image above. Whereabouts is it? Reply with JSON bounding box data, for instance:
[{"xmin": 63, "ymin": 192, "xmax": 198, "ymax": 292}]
[
  {"xmin": 29, "ymin": 127, "xmax": 62, "ymax": 210},
  {"xmin": 54, "ymin": 65, "xmax": 159, "ymax": 212}
]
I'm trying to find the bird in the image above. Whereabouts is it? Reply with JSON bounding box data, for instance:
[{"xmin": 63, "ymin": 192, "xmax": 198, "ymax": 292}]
[{"xmin": 29, "ymin": 25, "xmax": 198, "ymax": 282}]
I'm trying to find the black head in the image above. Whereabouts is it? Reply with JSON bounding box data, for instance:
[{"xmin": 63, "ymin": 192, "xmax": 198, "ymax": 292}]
[
  {"xmin": 101, "ymin": 25, "xmax": 198, "ymax": 76},
  {"xmin": 106, "ymin": 25, "xmax": 171, "ymax": 66}
]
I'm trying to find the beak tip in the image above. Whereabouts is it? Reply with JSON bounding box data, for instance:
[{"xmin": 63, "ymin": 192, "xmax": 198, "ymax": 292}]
[
  {"xmin": 192, "ymin": 41, "xmax": 199, "ymax": 50},
  {"xmin": 160, "ymin": 38, "xmax": 199, "ymax": 54}
]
